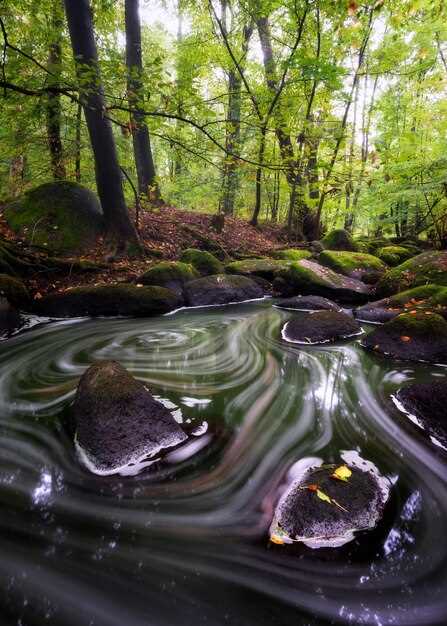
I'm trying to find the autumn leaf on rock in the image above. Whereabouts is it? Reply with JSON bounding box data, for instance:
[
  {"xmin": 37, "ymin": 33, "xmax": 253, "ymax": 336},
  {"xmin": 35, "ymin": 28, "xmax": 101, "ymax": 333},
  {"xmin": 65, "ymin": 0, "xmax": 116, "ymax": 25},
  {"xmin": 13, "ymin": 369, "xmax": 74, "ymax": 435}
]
[{"xmin": 331, "ymin": 465, "xmax": 352, "ymax": 482}]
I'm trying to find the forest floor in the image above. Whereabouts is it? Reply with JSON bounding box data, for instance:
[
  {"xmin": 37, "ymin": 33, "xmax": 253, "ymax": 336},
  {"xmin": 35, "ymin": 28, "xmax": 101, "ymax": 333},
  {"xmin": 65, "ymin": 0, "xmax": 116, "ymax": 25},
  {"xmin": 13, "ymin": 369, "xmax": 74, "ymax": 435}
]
[{"xmin": 0, "ymin": 206, "xmax": 292, "ymax": 297}]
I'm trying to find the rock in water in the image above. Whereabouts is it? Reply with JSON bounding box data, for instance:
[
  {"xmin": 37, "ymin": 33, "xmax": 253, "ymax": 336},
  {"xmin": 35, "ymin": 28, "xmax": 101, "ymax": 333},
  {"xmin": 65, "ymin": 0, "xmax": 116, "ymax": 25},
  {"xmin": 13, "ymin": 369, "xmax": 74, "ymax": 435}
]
[
  {"xmin": 137, "ymin": 261, "xmax": 199, "ymax": 298},
  {"xmin": 362, "ymin": 311, "xmax": 447, "ymax": 364},
  {"xmin": 375, "ymin": 251, "xmax": 447, "ymax": 297},
  {"xmin": 281, "ymin": 310, "xmax": 362, "ymax": 345},
  {"xmin": 269, "ymin": 455, "xmax": 390, "ymax": 549},
  {"xmin": 392, "ymin": 381, "xmax": 447, "ymax": 451},
  {"xmin": 355, "ymin": 285, "xmax": 447, "ymax": 324},
  {"xmin": 184, "ymin": 274, "xmax": 263, "ymax": 306},
  {"xmin": 275, "ymin": 295, "xmax": 341, "ymax": 312},
  {"xmin": 73, "ymin": 361, "xmax": 187, "ymax": 474}
]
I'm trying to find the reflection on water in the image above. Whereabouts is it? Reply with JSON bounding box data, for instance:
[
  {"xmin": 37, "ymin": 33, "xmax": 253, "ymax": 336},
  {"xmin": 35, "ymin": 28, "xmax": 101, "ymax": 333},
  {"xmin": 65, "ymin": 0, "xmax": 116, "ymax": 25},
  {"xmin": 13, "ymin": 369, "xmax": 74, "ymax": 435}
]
[{"xmin": 0, "ymin": 301, "xmax": 446, "ymax": 625}]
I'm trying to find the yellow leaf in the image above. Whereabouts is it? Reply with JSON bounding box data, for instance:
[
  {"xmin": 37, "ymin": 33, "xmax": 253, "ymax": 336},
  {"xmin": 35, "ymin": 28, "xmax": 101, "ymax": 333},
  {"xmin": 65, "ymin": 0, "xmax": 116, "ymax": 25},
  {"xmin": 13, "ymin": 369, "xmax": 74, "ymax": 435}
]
[
  {"xmin": 270, "ymin": 534, "xmax": 284, "ymax": 545},
  {"xmin": 316, "ymin": 489, "xmax": 332, "ymax": 504},
  {"xmin": 331, "ymin": 465, "xmax": 352, "ymax": 482}
]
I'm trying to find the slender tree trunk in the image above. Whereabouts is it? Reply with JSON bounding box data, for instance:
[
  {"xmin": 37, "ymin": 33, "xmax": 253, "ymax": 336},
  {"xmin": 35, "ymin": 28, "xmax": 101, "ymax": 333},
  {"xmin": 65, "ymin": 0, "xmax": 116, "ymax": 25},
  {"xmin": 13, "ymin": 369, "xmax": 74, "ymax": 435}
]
[
  {"xmin": 125, "ymin": 0, "xmax": 159, "ymax": 202},
  {"xmin": 46, "ymin": 0, "xmax": 66, "ymax": 180},
  {"xmin": 63, "ymin": 0, "xmax": 140, "ymax": 251},
  {"xmin": 221, "ymin": 68, "xmax": 242, "ymax": 215},
  {"xmin": 344, "ymin": 77, "xmax": 360, "ymax": 232},
  {"xmin": 251, "ymin": 127, "xmax": 267, "ymax": 226},
  {"xmin": 75, "ymin": 99, "xmax": 82, "ymax": 182}
]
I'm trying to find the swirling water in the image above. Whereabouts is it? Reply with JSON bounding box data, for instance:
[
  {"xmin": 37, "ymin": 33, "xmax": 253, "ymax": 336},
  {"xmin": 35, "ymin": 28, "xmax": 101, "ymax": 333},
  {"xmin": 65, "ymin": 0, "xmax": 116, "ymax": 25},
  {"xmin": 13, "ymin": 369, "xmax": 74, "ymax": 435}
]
[{"xmin": 0, "ymin": 300, "xmax": 446, "ymax": 626}]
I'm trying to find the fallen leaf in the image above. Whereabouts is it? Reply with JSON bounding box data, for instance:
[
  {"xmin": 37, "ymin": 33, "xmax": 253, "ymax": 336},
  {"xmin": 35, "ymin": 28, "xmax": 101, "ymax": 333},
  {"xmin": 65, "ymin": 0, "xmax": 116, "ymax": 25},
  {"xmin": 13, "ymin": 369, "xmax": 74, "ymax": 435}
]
[
  {"xmin": 331, "ymin": 465, "xmax": 352, "ymax": 482},
  {"xmin": 270, "ymin": 534, "xmax": 285, "ymax": 545},
  {"xmin": 400, "ymin": 336, "xmax": 411, "ymax": 342},
  {"xmin": 316, "ymin": 489, "xmax": 332, "ymax": 504}
]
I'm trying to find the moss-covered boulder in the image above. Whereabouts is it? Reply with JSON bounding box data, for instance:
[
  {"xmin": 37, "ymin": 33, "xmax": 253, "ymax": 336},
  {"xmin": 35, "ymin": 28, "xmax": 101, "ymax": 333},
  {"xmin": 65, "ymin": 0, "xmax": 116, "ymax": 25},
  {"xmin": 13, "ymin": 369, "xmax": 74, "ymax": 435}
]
[
  {"xmin": 362, "ymin": 311, "xmax": 447, "ymax": 364},
  {"xmin": 0, "ymin": 274, "xmax": 30, "ymax": 308},
  {"xmin": 275, "ymin": 259, "xmax": 371, "ymax": 303},
  {"xmin": 376, "ymin": 245, "xmax": 413, "ymax": 267},
  {"xmin": 318, "ymin": 250, "xmax": 387, "ymax": 282},
  {"xmin": 225, "ymin": 258, "xmax": 288, "ymax": 281},
  {"xmin": 376, "ymin": 251, "xmax": 447, "ymax": 297},
  {"xmin": 33, "ymin": 284, "xmax": 181, "ymax": 318},
  {"xmin": 73, "ymin": 361, "xmax": 187, "ymax": 474},
  {"xmin": 281, "ymin": 310, "xmax": 362, "ymax": 345},
  {"xmin": 393, "ymin": 381, "xmax": 447, "ymax": 451},
  {"xmin": 184, "ymin": 274, "xmax": 263, "ymax": 307},
  {"xmin": 271, "ymin": 249, "xmax": 312, "ymax": 262},
  {"xmin": 321, "ymin": 229, "xmax": 359, "ymax": 252},
  {"xmin": 4, "ymin": 181, "xmax": 104, "ymax": 254},
  {"xmin": 355, "ymin": 285, "xmax": 447, "ymax": 324},
  {"xmin": 137, "ymin": 261, "xmax": 199, "ymax": 297},
  {"xmin": 275, "ymin": 295, "xmax": 341, "ymax": 312},
  {"xmin": 179, "ymin": 248, "xmax": 223, "ymax": 276}
]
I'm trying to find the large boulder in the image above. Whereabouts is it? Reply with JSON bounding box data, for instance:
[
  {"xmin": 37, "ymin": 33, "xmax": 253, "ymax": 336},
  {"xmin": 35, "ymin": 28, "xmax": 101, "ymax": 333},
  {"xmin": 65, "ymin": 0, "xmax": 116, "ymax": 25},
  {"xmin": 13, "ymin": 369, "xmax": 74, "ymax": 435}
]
[
  {"xmin": 318, "ymin": 250, "xmax": 387, "ymax": 282},
  {"xmin": 375, "ymin": 251, "xmax": 447, "ymax": 297},
  {"xmin": 281, "ymin": 310, "xmax": 362, "ymax": 345},
  {"xmin": 184, "ymin": 274, "xmax": 263, "ymax": 307},
  {"xmin": 362, "ymin": 311, "xmax": 447, "ymax": 364},
  {"xmin": 393, "ymin": 381, "xmax": 447, "ymax": 451},
  {"xmin": 137, "ymin": 261, "xmax": 199, "ymax": 298},
  {"xmin": 269, "ymin": 457, "xmax": 390, "ymax": 548},
  {"xmin": 275, "ymin": 259, "xmax": 371, "ymax": 303},
  {"xmin": 179, "ymin": 248, "xmax": 223, "ymax": 276},
  {"xmin": 225, "ymin": 258, "xmax": 288, "ymax": 281},
  {"xmin": 275, "ymin": 295, "xmax": 341, "ymax": 312},
  {"xmin": 355, "ymin": 285, "xmax": 447, "ymax": 324},
  {"xmin": 0, "ymin": 273, "xmax": 30, "ymax": 308},
  {"xmin": 271, "ymin": 249, "xmax": 312, "ymax": 262},
  {"xmin": 4, "ymin": 181, "xmax": 104, "ymax": 254},
  {"xmin": 0, "ymin": 297, "xmax": 22, "ymax": 336},
  {"xmin": 73, "ymin": 361, "xmax": 187, "ymax": 474},
  {"xmin": 321, "ymin": 229, "xmax": 358, "ymax": 252},
  {"xmin": 376, "ymin": 245, "xmax": 413, "ymax": 267},
  {"xmin": 33, "ymin": 284, "xmax": 181, "ymax": 318}
]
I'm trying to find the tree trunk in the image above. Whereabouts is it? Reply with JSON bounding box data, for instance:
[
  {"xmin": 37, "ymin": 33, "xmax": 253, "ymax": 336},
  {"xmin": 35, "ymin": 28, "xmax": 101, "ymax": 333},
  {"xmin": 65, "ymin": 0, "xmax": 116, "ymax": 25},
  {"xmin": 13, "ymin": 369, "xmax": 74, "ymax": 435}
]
[
  {"xmin": 124, "ymin": 0, "xmax": 160, "ymax": 202},
  {"xmin": 63, "ymin": 0, "xmax": 140, "ymax": 251},
  {"xmin": 221, "ymin": 68, "xmax": 242, "ymax": 215},
  {"xmin": 75, "ymin": 99, "xmax": 82, "ymax": 182},
  {"xmin": 46, "ymin": 0, "xmax": 66, "ymax": 180}
]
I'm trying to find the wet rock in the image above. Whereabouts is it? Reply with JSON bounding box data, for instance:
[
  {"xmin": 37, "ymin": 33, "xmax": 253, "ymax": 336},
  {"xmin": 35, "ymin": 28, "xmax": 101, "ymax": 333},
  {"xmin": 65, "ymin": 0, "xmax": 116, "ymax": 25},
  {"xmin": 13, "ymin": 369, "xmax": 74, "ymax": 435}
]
[
  {"xmin": 184, "ymin": 274, "xmax": 263, "ymax": 307},
  {"xmin": 0, "ymin": 273, "xmax": 30, "ymax": 308},
  {"xmin": 0, "ymin": 297, "xmax": 21, "ymax": 336},
  {"xmin": 225, "ymin": 258, "xmax": 288, "ymax": 281},
  {"xmin": 73, "ymin": 361, "xmax": 187, "ymax": 474},
  {"xmin": 275, "ymin": 295, "xmax": 341, "ymax": 312},
  {"xmin": 281, "ymin": 310, "xmax": 362, "ymax": 344},
  {"xmin": 318, "ymin": 250, "xmax": 387, "ymax": 282},
  {"xmin": 321, "ymin": 229, "xmax": 359, "ymax": 252},
  {"xmin": 33, "ymin": 284, "xmax": 181, "ymax": 318},
  {"xmin": 179, "ymin": 248, "xmax": 223, "ymax": 276},
  {"xmin": 376, "ymin": 245, "xmax": 413, "ymax": 267},
  {"xmin": 275, "ymin": 259, "xmax": 371, "ymax": 303},
  {"xmin": 137, "ymin": 261, "xmax": 199, "ymax": 298},
  {"xmin": 270, "ymin": 456, "xmax": 390, "ymax": 549},
  {"xmin": 271, "ymin": 249, "xmax": 312, "ymax": 262},
  {"xmin": 4, "ymin": 181, "xmax": 104, "ymax": 254},
  {"xmin": 375, "ymin": 251, "xmax": 447, "ymax": 297},
  {"xmin": 362, "ymin": 311, "xmax": 447, "ymax": 364},
  {"xmin": 355, "ymin": 285, "xmax": 447, "ymax": 324},
  {"xmin": 393, "ymin": 381, "xmax": 447, "ymax": 451}
]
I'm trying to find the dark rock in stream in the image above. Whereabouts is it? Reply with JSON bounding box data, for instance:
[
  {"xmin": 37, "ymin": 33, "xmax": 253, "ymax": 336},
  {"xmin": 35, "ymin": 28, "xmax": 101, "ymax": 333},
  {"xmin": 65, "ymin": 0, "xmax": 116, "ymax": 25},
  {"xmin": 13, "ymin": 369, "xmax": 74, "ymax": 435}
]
[
  {"xmin": 281, "ymin": 310, "xmax": 362, "ymax": 345},
  {"xmin": 355, "ymin": 285, "xmax": 447, "ymax": 324},
  {"xmin": 275, "ymin": 295, "xmax": 342, "ymax": 312},
  {"xmin": 0, "ymin": 297, "xmax": 21, "ymax": 336},
  {"xmin": 73, "ymin": 361, "xmax": 187, "ymax": 474},
  {"xmin": 393, "ymin": 381, "xmax": 447, "ymax": 451},
  {"xmin": 184, "ymin": 274, "xmax": 264, "ymax": 306}
]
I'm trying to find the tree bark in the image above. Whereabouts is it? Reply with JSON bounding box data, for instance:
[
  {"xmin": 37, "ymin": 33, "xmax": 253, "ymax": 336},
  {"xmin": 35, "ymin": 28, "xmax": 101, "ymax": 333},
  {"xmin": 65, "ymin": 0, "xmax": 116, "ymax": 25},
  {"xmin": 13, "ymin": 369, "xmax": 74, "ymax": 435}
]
[
  {"xmin": 63, "ymin": 0, "xmax": 140, "ymax": 251},
  {"xmin": 46, "ymin": 0, "xmax": 66, "ymax": 180},
  {"xmin": 74, "ymin": 99, "xmax": 82, "ymax": 182},
  {"xmin": 124, "ymin": 0, "xmax": 160, "ymax": 202}
]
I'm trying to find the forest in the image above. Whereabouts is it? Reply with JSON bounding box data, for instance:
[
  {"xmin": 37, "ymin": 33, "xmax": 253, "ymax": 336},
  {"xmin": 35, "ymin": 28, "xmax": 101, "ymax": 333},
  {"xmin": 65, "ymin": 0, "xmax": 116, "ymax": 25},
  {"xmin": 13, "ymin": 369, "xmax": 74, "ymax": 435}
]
[{"xmin": 0, "ymin": 1, "xmax": 447, "ymax": 626}]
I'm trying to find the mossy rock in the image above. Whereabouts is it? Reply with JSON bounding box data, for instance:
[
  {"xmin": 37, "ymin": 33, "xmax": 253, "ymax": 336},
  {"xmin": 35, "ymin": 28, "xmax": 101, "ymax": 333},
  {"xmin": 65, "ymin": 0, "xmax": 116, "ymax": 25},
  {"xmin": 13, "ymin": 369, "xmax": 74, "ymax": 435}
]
[
  {"xmin": 362, "ymin": 311, "xmax": 447, "ymax": 364},
  {"xmin": 281, "ymin": 310, "xmax": 362, "ymax": 345},
  {"xmin": 184, "ymin": 274, "xmax": 263, "ymax": 307},
  {"xmin": 33, "ymin": 284, "xmax": 181, "ymax": 318},
  {"xmin": 355, "ymin": 285, "xmax": 447, "ymax": 323},
  {"xmin": 376, "ymin": 251, "xmax": 447, "ymax": 297},
  {"xmin": 318, "ymin": 250, "xmax": 387, "ymax": 282},
  {"xmin": 4, "ymin": 181, "xmax": 104, "ymax": 255},
  {"xmin": 0, "ymin": 274, "xmax": 30, "ymax": 308},
  {"xmin": 137, "ymin": 261, "xmax": 199, "ymax": 297},
  {"xmin": 271, "ymin": 249, "xmax": 312, "ymax": 262},
  {"xmin": 179, "ymin": 248, "xmax": 223, "ymax": 276},
  {"xmin": 376, "ymin": 245, "xmax": 413, "ymax": 267},
  {"xmin": 321, "ymin": 229, "xmax": 359, "ymax": 252},
  {"xmin": 365, "ymin": 238, "xmax": 389, "ymax": 254},
  {"xmin": 275, "ymin": 259, "xmax": 371, "ymax": 304},
  {"xmin": 225, "ymin": 258, "xmax": 288, "ymax": 281}
]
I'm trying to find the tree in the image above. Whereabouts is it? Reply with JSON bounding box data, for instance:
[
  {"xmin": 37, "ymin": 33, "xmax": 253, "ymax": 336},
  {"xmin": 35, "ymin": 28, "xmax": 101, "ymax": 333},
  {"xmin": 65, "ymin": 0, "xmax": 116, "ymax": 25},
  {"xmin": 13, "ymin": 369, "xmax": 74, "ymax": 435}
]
[
  {"xmin": 63, "ymin": 0, "xmax": 140, "ymax": 251},
  {"xmin": 46, "ymin": 0, "xmax": 66, "ymax": 180}
]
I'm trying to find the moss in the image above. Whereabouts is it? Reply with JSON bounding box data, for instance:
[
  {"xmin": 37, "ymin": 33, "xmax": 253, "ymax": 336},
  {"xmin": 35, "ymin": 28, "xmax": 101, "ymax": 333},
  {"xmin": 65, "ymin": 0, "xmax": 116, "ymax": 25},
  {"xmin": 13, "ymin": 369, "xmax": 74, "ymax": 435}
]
[
  {"xmin": 376, "ymin": 245, "xmax": 413, "ymax": 267},
  {"xmin": 376, "ymin": 251, "xmax": 447, "ymax": 296},
  {"xmin": 272, "ymin": 249, "xmax": 312, "ymax": 262},
  {"xmin": 388, "ymin": 311, "xmax": 447, "ymax": 336},
  {"xmin": 319, "ymin": 250, "xmax": 386, "ymax": 276},
  {"xmin": 321, "ymin": 229, "xmax": 359, "ymax": 252},
  {"xmin": 179, "ymin": 248, "xmax": 223, "ymax": 275},
  {"xmin": 138, "ymin": 261, "xmax": 198, "ymax": 287},
  {"xmin": 0, "ymin": 274, "xmax": 29, "ymax": 308},
  {"xmin": 225, "ymin": 258, "xmax": 288, "ymax": 280},
  {"xmin": 4, "ymin": 181, "xmax": 104, "ymax": 254}
]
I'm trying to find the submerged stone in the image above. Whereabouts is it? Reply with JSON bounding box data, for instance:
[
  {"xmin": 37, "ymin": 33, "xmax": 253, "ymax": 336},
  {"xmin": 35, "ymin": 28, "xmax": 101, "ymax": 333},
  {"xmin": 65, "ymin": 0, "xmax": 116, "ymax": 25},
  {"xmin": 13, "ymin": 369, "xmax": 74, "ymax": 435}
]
[
  {"xmin": 281, "ymin": 310, "xmax": 362, "ymax": 345},
  {"xmin": 73, "ymin": 361, "xmax": 187, "ymax": 474},
  {"xmin": 362, "ymin": 311, "xmax": 447, "ymax": 364},
  {"xmin": 275, "ymin": 295, "xmax": 341, "ymax": 312},
  {"xmin": 318, "ymin": 250, "xmax": 387, "ymax": 282},
  {"xmin": 376, "ymin": 251, "xmax": 447, "ymax": 297},
  {"xmin": 393, "ymin": 381, "xmax": 447, "ymax": 451},
  {"xmin": 355, "ymin": 285, "xmax": 447, "ymax": 324},
  {"xmin": 184, "ymin": 274, "xmax": 263, "ymax": 306},
  {"xmin": 180, "ymin": 248, "xmax": 223, "ymax": 276}
]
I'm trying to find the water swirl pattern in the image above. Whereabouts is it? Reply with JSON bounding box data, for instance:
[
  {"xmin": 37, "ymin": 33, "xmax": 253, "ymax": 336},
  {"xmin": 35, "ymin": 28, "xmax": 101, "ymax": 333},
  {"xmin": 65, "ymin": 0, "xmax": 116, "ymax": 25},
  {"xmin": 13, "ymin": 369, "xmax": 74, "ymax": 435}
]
[{"xmin": 0, "ymin": 300, "xmax": 446, "ymax": 625}]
